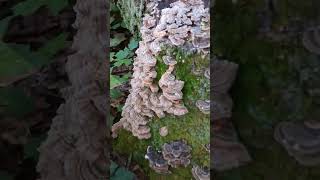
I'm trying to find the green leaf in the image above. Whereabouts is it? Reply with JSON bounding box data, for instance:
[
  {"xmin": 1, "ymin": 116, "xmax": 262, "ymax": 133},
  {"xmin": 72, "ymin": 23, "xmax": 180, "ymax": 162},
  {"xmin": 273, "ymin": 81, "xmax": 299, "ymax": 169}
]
[
  {"xmin": 110, "ymin": 89, "xmax": 123, "ymax": 99},
  {"xmin": 111, "ymin": 23, "xmax": 122, "ymax": 30},
  {"xmin": 110, "ymin": 52, "xmax": 115, "ymax": 62},
  {"xmin": 0, "ymin": 42, "xmax": 36, "ymax": 86},
  {"xmin": 128, "ymin": 38, "xmax": 138, "ymax": 50},
  {"xmin": 0, "ymin": 87, "xmax": 35, "ymax": 117},
  {"xmin": 110, "ymin": 74, "xmax": 126, "ymax": 89},
  {"xmin": 122, "ymin": 73, "xmax": 131, "ymax": 80},
  {"xmin": 12, "ymin": 0, "xmax": 45, "ymax": 16},
  {"xmin": 0, "ymin": 34, "xmax": 67, "ymax": 85},
  {"xmin": 110, "ymin": 2, "xmax": 119, "ymax": 12},
  {"xmin": 116, "ymin": 104, "xmax": 124, "ymax": 112},
  {"xmin": 115, "ymin": 48, "xmax": 130, "ymax": 60},
  {"xmin": 110, "ymin": 161, "xmax": 136, "ymax": 180},
  {"xmin": 47, "ymin": 0, "xmax": 68, "ymax": 15},
  {"xmin": 113, "ymin": 58, "xmax": 132, "ymax": 67},
  {"xmin": 12, "ymin": 0, "xmax": 67, "ymax": 16},
  {"xmin": 111, "ymin": 33, "xmax": 126, "ymax": 47},
  {"xmin": 7, "ymin": 43, "xmax": 44, "ymax": 68},
  {"xmin": 0, "ymin": 16, "xmax": 13, "ymax": 38},
  {"xmin": 36, "ymin": 33, "xmax": 68, "ymax": 63},
  {"xmin": 110, "ymin": 16, "xmax": 116, "ymax": 24}
]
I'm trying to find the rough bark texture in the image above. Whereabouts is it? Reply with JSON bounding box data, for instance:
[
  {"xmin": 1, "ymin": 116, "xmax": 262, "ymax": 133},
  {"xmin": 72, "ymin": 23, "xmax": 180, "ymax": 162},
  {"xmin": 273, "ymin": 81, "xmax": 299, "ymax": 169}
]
[{"xmin": 36, "ymin": 0, "xmax": 108, "ymax": 179}]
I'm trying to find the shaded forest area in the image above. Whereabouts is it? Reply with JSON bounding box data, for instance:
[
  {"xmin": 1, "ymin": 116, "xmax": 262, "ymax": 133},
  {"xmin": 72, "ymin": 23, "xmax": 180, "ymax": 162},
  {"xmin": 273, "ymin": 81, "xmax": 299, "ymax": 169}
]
[
  {"xmin": 0, "ymin": 0, "xmax": 75, "ymax": 179},
  {"xmin": 213, "ymin": 0, "xmax": 320, "ymax": 179}
]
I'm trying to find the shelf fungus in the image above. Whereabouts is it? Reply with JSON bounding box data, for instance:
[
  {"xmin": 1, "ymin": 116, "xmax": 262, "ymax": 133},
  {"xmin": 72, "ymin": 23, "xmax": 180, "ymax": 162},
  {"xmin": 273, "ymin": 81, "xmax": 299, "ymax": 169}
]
[
  {"xmin": 212, "ymin": 60, "xmax": 238, "ymax": 120},
  {"xmin": 213, "ymin": 60, "xmax": 238, "ymax": 95},
  {"xmin": 302, "ymin": 26, "xmax": 320, "ymax": 55},
  {"xmin": 145, "ymin": 146, "xmax": 171, "ymax": 174},
  {"xmin": 196, "ymin": 100, "xmax": 210, "ymax": 115},
  {"xmin": 112, "ymin": 0, "xmax": 209, "ymax": 139},
  {"xmin": 191, "ymin": 165, "xmax": 210, "ymax": 180},
  {"xmin": 212, "ymin": 60, "xmax": 252, "ymax": 171},
  {"xmin": 162, "ymin": 140, "xmax": 192, "ymax": 168},
  {"xmin": 274, "ymin": 121, "xmax": 320, "ymax": 166}
]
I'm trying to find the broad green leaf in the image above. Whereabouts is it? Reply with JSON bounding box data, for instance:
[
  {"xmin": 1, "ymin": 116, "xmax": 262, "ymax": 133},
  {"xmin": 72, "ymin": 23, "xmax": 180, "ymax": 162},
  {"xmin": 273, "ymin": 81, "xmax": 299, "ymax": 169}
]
[
  {"xmin": 116, "ymin": 104, "xmax": 124, "ymax": 112},
  {"xmin": 128, "ymin": 38, "xmax": 138, "ymax": 50},
  {"xmin": 122, "ymin": 73, "xmax": 131, "ymax": 80},
  {"xmin": 110, "ymin": 2, "xmax": 119, "ymax": 12},
  {"xmin": 12, "ymin": 0, "xmax": 67, "ymax": 16},
  {"xmin": 0, "ymin": 16, "xmax": 13, "ymax": 38},
  {"xmin": 110, "ymin": 52, "xmax": 115, "ymax": 62},
  {"xmin": 0, "ymin": 87, "xmax": 35, "ymax": 117},
  {"xmin": 0, "ymin": 42, "xmax": 35, "ymax": 85},
  {"xmin": 111, "ymin": 33, "xmax": 126, "ymax": 47},
  {"xmin": 12, "ymin": 0, "xmax": 45, "ymax": 16},
  {"xmin": 36, "ymin": 33, "xmax": 68, "ymax": 62},
  {"xmin": 110, "ymin": 161, "xmax": 136, "ymax": 180},
  {"xmin": 110, "ymin": 16, "xmax": 116, "ymax": 24},
  {"xmin": 0, "ymin": 34, "xmax": 68, "ymax": 85},
  {"xmin": 111, "ymin": 23, "xmax": 121, "ymax": 30},
  {"xmin": 47, "ymin": 0, "xmax": 68, "ymax": 15},
  {"xmin": 7, "ymin": 43, "xmax": 44, "ymax": 68},
  {"xmin": 110, "ymin": 74, "xmax": 126, "ymax": 89},
  {"xmin": 113, "ymin": 58, "xmax": 132, "ymax": 67},
  {"xmin": 115, "ymin": 48, "xmax": 130, "ymax": 60},
  {"xmin": 110, "ymin": 89, "xmax": 123, "ymax": 99},
  {"xmin": 120, "ymin": 21, "xmax": 127, "ymax": 29}
]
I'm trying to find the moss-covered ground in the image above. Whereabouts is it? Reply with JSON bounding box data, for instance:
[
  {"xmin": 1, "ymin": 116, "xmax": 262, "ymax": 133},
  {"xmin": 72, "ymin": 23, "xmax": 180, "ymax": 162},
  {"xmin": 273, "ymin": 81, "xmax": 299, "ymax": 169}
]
[
  {"xmin": 113, "ymin": 48, "xmax": 210, "ymax": 179},
  {"xmin": 213, "ymin": 0, "xmax": 320, "ymax": 179}
]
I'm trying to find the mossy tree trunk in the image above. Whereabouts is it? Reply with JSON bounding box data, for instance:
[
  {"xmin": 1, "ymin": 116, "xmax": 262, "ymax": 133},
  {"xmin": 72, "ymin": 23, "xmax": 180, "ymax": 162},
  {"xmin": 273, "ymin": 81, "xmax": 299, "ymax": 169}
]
[{"xmin": 112, "ymin": 0, "xmax": 210, "ymax": 179}]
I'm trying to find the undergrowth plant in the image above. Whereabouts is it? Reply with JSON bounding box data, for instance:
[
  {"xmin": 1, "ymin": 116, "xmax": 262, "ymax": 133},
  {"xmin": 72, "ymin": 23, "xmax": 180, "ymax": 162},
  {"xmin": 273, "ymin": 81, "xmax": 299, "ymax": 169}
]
[
  {"xmin": 0, "ymin": 0, "xmax": 69, "ymax": 179},
  {"xmin": 110, "ymin": 0, "xmax": 139, "ymax": 120},
  {"xmin": 110, "ymin": 1, "xmax": 140, "ymax": 179}
]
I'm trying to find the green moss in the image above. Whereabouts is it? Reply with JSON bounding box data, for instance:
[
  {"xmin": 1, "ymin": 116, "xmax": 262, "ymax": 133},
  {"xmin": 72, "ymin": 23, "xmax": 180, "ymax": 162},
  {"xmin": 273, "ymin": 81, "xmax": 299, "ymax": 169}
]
[
  {"xmin": 155, "ymin": 48, "xmax": 210, "ymax": 102},
  {"xmin": 113, "ymin": 48, "xmax": 210, "ymax": 179}
]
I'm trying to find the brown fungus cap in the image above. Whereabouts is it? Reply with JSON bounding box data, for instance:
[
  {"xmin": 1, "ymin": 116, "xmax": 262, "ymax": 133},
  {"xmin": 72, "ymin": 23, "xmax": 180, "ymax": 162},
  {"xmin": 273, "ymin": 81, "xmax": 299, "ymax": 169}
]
[{"xmin": 162, "ymin": 140, "xmax": 192, "ymax": 168}]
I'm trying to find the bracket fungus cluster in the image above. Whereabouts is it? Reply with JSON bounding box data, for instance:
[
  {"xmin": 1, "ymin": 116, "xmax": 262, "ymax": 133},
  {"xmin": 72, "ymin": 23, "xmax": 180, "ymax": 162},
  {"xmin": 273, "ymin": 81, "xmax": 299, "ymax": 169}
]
[
  {"xmin": 145, "ymin": 140, "xmax": 192, "ymax": 174},
  {"xmin": 191, "ymin": 165, "xmax": 210, "ymax": 180},
  {"xmin": 162, "ymin": 140, "xmax": 192, "ymax": 168},
  {"xmin": 36, "ymin": 0, "xmax": 108, "ymax": 179},
  {"xmin": 112, "ymin": 0, "xmax": 210, "ymax": 140},
  {"xmin": 145, "ymin": 146, "xmax": 171, "ymax": 174},
  {"xmin": 196, "ymin": 100, "xmax": 210, "ymax": 114},
  {"xmin": 274, "ymin": 121, "xmax": 320, "ymax": 166},
  {"xmin": 212, "ymin": 59, "xmax": 252, "ymax": 171}
]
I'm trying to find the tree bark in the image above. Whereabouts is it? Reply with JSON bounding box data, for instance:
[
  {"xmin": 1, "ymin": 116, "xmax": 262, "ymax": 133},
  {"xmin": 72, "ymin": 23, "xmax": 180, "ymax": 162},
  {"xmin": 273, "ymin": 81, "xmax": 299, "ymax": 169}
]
[{"xmin": 36, "ymin": 0, "xmax": 109, "ymax": 179}]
